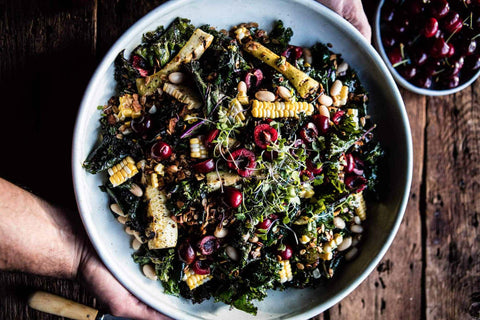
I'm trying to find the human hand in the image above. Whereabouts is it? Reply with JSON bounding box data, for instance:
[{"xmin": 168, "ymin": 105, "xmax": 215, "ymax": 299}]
[
  {"xmin": 77, "ymin": 243, "xmax": 171, "ymax": 320},
  {"xmin": 317, "ymin": 0, "xmax": 372, "ymax": 42}
]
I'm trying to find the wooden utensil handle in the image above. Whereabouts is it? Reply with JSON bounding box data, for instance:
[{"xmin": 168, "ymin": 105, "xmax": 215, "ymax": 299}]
[{"xmin": 28, "ymin": 291, "xmax": 99, "ymax": 320}]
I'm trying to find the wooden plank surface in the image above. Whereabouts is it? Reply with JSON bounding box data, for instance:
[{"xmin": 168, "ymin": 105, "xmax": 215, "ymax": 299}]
[{"xmin": 1, "ymin": 0, "xmax": 479, "ymax": 319}]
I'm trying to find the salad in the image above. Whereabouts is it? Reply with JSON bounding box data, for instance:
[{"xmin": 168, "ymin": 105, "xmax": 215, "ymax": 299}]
[{"xmin": 83, "ymin": 18, "xmax": 383, "ymax": 315}]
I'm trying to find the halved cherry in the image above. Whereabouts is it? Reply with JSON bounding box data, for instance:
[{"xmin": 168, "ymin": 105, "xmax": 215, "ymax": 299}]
[
  {"xmin": 178, "ymin": 240, "xmax": 195, "ymax": 264},
  {"xmin": 299, "ymin": 122, "xmax": 318, "ymax": 143},
  {"xmin": 312, "ymin": 114, "xmax": 330, "ymax": 134},
  {"xmin": 277, "ymin": 244, "xmax": 293, "ymax": 260},
  {"xmin": 205, "ymin": 128, "xmax": 220, "ymax": 148},
  {"xmin": 306, "ymin": 158, "xmax": 322, "ymax": 175},
  {"xmin": 245, "ymin": 69, "xmax": 263, "ymax": 89},
  {"xmin": 344, "ymin": 175, "xmax": 368, "ymax": 193},
  {"xmin": 223, "ymin": 187, "xmax": 243, "ymax": 208},
  {"xmin": 197, "ymin": 236, "xmax": 219, "ymax": 256},
  {"xmin": 192, "ymin": 158, "xmax": 215, "ymax": 173},
  {"xmin": 254, "ymin": 124, "xmax": 278, "ymax": 149},
  {"xmin": 281, "ymin": 45, "xmax": 303, "ymax": 61},
  {"xmin": 132, "ymin": 55, "xmax": 149, "ymax": 77},
  {"xmin": 192, "ymin": 260, "xmax": 210, "ymax": 275},
  {"xmin": 151, "ymin": 141, "xmax": 173, "ymax": 161},
  {"xmin": 332, "ymin": 110, "xmax": 346, "ymax": 125},
  {"xmin": 227, "ymin": 148, "xmax": 257, "ymax": 177},
  {"xmin": 345, "ymin": 154, "xmax": 364, "ymax": 175},
  {"xmin": 257, "ymin": 218, "xmax": 273, "ymax": 230}
]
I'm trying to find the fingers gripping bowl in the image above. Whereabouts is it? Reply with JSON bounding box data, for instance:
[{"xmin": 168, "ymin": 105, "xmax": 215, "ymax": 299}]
[{"xmin": 72, "ymin": 0, "xmax": 412, "ymax": 319}]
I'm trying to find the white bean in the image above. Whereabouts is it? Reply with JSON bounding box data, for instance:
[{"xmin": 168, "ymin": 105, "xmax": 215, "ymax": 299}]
[
  {"xmin": 277, "ymin": 86, "xmax": 292, "ymax": 100},
  {"xmin": 142, "ymin": 264, "xmax": 158, "ymax": 280},
  {"xmin": 351, "ymin": 224, "xmax": 364, "ymax": 233},
  {"xmin": 226, "ymin": 246, "xmax": 239, "ymax": 261},
  {"xmin": 132, "ymin": 238, "xmax": 142, "ymax": 250},
  {"xmin": 255, "ymin": 90, "xmax": 275, "ymax": 102},
  {"xmin": 117, "ymin": 216, "xmax": 127, "ymax": 224},
  {"xmin": 318, "ymin": 94, "xmax": 333, "ymax": 107},
  {"xmin": 238, "ymin": 81, "xmax": 247, "ymax": 93},
  {"xmin": 317, "ymin": 104, "xmax": 331, "ymax": 118},
  {"xmin": 345, "ymin": 247, "xmax": 359, "ymax": 261},
  {"xmin": 168, "ymin": 72, "xmax": 185, "ymax": 84},
  {"xmin": 337, "ymin": 61, "xmax": 349, "ymax": 74},
  {"xmin": 333, "ymin": 217, "xmax": 346, "ymax": 229},
  {"xmin": 354, "ymin": 216, "xmax": 362, "ymax": 225},
  {"xmin": 303, "ymin": 48, "xmax": 312, "ymax": 64},
  {"xmin": 337, "ymin": 236, "xmax": 352, "ymax": 251},
  {"xmin": 330, "ymin": 79, "xmax": 343, "ymax": 97},
  {"xmin": 129, "ymin": 183, "xmax": 143, "ymax": 197},
  {"xmin": 214, "ymin": 226, "xmax": 228, "ymax": 238}
]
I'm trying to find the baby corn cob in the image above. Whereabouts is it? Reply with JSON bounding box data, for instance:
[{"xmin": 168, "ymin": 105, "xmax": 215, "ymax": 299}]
[
  {"xmin": 183, "ymin": 268, "xmax": 213, "ymax": 290},
  {"xmin": 190, "ymin": 136, "xmax": 208, "ymax": 159},
  {"xmin": 354, "ymin": 191, "xmax": 367, "ymax": 221},
  {"xmin": 144, "ymin": 185, "xmax": 178, "ymax": 249},
  {"xmin": 251, "ymin": 100, "xmax": 314, "ymax": 118},
  {"xmin": 108, "ymin": 156, "xmax": 138, "ymax": 187},
  {"xmin": 279, "ymin": 260, "xmax": 293, "ymax": 284},
  {"xmin": 227, "ymin": 98, "xmax": 246, "ymax": 123},
  {"xmin": 163, "ymin": 83, "xmax": 202, "ymax": 110},
  {"xmin": 136, "ymin": 29, "xmax": 214, "ymax": 96}
]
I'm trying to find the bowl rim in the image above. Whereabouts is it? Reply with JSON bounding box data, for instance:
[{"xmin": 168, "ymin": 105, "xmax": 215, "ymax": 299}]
[
  {"xmin": 373, "ymin": 0, "xmax": 480, "ymax": 96},
  {"xmin": 72, "ymin": 0, "xmax": 413, "ymax": 318}
]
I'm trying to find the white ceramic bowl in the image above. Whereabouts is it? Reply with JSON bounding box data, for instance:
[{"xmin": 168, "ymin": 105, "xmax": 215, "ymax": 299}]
[
  {"xmin": 373, "ymin": 0, "xmax": 480, "ymax": 96},
  {"xmin": 72, "ymin": 0, "xmax": 413, "ymax": 319}
]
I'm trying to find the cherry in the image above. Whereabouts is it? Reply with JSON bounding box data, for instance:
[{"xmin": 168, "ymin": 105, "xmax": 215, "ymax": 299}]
[
  {"xmin": 151, "ymin": 141, "xmax": 172, "ymax": 161},
  {"xmin": 443, "ymin": 11, "xmax": 463, "ymax": 33},
  {"xmin": 131, "ymin": 55, "xmax": 149, "ymax": 77},
  {"xmin": 382, "ymin": 32, "xmax": 397, "ymax": 48},
  {"xmin": 460, "ymin": 39, "xmax": 477, "ymax": 56},
  {"xmin": 223, "ymin": 187, "xmax": 243, "ymax": 208},
  {"xmin": 448, "ymin": 57, "xmax": 465, "ymax": 76},
  {"xmin": 312, "ymin": 114, "xmax": 330, "ymax": 134},
  {"xmin": 281, "ymin": 45, "xmax": 303, "ymax": 62},
  {"xmin": 197, "ymin": 235, "xmax": 219, "ymax": 255},
  {"xmin": 444, "ymin": 75, "xmax": 460, "ymax": 89},
  {"xmin": 412, "ymin": 50, "xmax": 428, "ymax": 66},
  {"xmin": 192, "ymin": 158, "xmax": 215, "ymax": 173},
  {"xmin": 430, "ymin": 37, "xmax": 450, "ymax": 58},
  {"xmin": 178, "ymin": 240, "xmax": 195, "ymax": 264},
  {"xmin": 415, "ymin": 75, "xmax": 433, "ymax": 88},
  {"xmin": 392, "ymin": 13, "xmax": 410, "ymax": 34},
  {"xmin": 192, "ymin": 260, "xmax": 210, "ymax": 275},
  {"xmin": 430, "ymin": 0, "xmax": 450, "ymax": 19},
  {"xmin": 205, "ymin": 128, "xmax": 220, "ymax": 148},
  {"xmin": 422, "ymin": 17, "xmax": 438, "ymax": 38},
  {"xmin": 299, "ymin": 122, "xmax": 319, "ymax": 143},
  {"xmin": 405, "ymin": 0, "xmax": 424, "ymax": 15},
  {"xmin": 331, "ymin": 110, "xmax": 346, "ymax": 126},
  {"xmin": 447, "ymin": 45, "xmax": 455, "ymax": 58},
  {"xmin": 381, "ymin": 2, "xmax": 395, "ymax": 22},
  {"xmin": 399, "ymin": 65, "xmax": 417, "ymax": 80},
  {"xmin": 300, "ymin": 170, "xmax": 314, "ymax": 181},
  {"xmin": 227, "ymin": 148, "xmax": 257, "ymax": 177},
  {"xmin": 344, "ymin": 175, "xmax": 367, "ymax": 193},
  {"xmin": 257, "ymin": 218, "xmax": 273, "ymax": 230},
  {"xmin": 131, "ymin": 114, "xmax": 152, "ymax": 135},
  {"xmin": 388, "ymin": 46, "xmax": 403, "ymax": 65},
  {"xmin": 254, "ymin": 124, "xmax": 278, "ymax": 149},
  {"xmin": 277, "ymin": 244, "xmax": 293, "ymax": 260}
]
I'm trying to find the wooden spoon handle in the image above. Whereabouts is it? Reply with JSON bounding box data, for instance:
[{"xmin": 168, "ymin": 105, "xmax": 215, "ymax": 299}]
[{"xmin": 28, "ymin": 291, "xmax": 99, "ymax": 320}]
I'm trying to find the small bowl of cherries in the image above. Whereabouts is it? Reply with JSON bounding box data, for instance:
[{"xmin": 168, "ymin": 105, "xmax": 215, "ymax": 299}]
[{"xmin": 374, "ymin": 0, "xmax": 480, "ymax": 96}]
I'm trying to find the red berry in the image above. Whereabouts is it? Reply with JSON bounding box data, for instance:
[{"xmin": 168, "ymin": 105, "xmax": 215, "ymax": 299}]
[
  {"xmin": 227, "ymin": 148, "xmax": 257, "ymax": 177},
  {"xmin": 197, "ymin": 235, "xmax": 219, "ymax": 256},
  {"xmin": 430, "ymin": 37, "xmax": 450, "ymax": 58},
  {"xmin": 278, "ymin": 244, "xmax": 293, "ymax": 260},
  {"xmin": 430, "ymin": 0, "xmax": 450, "ymax": 19},
  {"xmin": 178, "ymin": 240, "xmax": 195, "ymax": 264},
  {"xmin": 257, "ymin": 218, "xmax": 273, "ymax": 230},
  {"xmin": 223, "ymin": 187, "xmax": 243, "ymax": 208},
  {"xmin": 192, "ymin": 158, "xmax": 215, "ymax": 173},
  {"xmin": 331, "ymin": 110, "xmax": 346, "ymax": 126},
  {"xmin": 312, "ymin": 114, "xmax": 330, "ymax": 134},
  {"xmin": 151, "ymin": 141, "xmax": 172, "ymax": 161},
  {"xmin": 192, "ymin": 260, "xmax": 210, "ymax": 275},
  {"xmin": 388, "ymin": 46, "xmax": 403, "ymax": 65},
  {"xmin": 443, "ymin": 11, "xmax": 463, "ymax": 33},
  {"xmin": 205, "ymin": 128, "xmax": 220, "ymax": 148},
  {"xmin": 254, "ymin": 124, "xmax": 278, "ymax": 149},
  {"xmin": 423, "ymin": 17, "xmax": 438, "ymax": 38}
]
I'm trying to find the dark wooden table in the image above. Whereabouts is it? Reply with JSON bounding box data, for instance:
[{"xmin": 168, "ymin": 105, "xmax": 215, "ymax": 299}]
[{"xmin": 1, "ymin": 1, "xmax": 478, "ymax": 319}]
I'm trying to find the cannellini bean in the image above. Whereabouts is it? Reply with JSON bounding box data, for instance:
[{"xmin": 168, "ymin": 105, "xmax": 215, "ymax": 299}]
[
  {"xmin": 238, "ymin": 81, "xmax": 247, "ymax": 93},
  {"xmin": 277, "ymin": 86, "xmax": 292, "ymax": 100},
  {"xmin": 334, "ymin": 233, "xmax": 343, "ymax": 246},
  {"xmin": 117, "ymin": 216, "xmax": 128, "ymax": 224},
  {"xmin": 345, "ymin": 247, "xmax": 359, "ymax": 261},
  {"xmin": 129, "ymin": 183, "xmax": 143, "ymax": 197},
  {"xmin": 168, "ymin": 72, "xmax": 185, "ymax": 84},
  {"xmin": 132, "ymin": 238, "xmax": 142, "ymax": 250},
  {"xmin": 110, "ymin": 203, "xmax": 126, "ymax": 217},
  {"xmin": 317, "ymin": 104, "xmax": 330, "ymax": 118},
  {"xmin": 354, "ymin": 216, "xmax": 362, "ymax": 225},
  {"xmin": 255, "ymin": 90, "xmax": 275, "ymax": 102},
  {"xmin": 318, "ymin": 94, "xmax": 333, "ymax": 107},
  {"xmin": 226, "ymin": 246, "xmax": 239, "ymax": 261},
  {"xmin": 337, "ymin": 236, "xmax": 352, "ymax": 251},
  {"xmin": 125, "ymin": 226, "xmax": 135, "ymax": 235},
  {"xmin": 142, "ymin": 264, "xmax": 158, "ymax": 280},
  {"xmin": 351, "ymin": 224, "xmax": 364, "ymax": 233},
  {"xmin": 333, "ymin": 216, "xmax": 346, "ymax": 229},
  {"xmin": 303, "ymin": 48, "xmax": 312, "ymax": 65},
  {"xmin": 330, "ymin": 80, "xmax": 343, "ymax": 97},
  {"xmin": 337, "ymin": 61, "xmax": 349, "ymax": 74}
]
